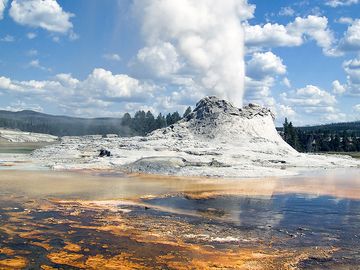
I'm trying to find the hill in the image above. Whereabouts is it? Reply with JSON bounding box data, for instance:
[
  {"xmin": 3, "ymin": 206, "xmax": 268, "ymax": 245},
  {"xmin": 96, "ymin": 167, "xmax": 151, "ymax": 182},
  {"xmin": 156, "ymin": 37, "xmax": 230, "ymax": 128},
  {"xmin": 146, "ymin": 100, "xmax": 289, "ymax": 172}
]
[
  {"xmin": 277, "ymin": 121, "xmax": 360, "ymax": 135},
  {"xmin": 0, "ymin": 110, "xmax": 126, "ymax": 137},
  {"xmin": 297, "ymin": 121, "xmax": 360, "ymax": 135}
]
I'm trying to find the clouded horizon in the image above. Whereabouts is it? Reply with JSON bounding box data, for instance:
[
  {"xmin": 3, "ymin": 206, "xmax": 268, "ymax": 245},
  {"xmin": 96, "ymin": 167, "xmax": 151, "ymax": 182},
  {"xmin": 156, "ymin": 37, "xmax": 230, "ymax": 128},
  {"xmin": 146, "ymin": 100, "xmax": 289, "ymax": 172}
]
[{"xmin": 0, "ymin": 0, "xmax": 360, "ymax": 125}]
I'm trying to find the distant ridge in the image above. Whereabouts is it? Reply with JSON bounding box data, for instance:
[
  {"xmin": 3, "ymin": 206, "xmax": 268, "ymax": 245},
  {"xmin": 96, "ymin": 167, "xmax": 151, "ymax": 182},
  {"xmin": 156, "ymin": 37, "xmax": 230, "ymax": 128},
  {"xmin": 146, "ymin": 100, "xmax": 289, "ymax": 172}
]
[
  {"xmin": 1, "ymin": 108, "xmax": 360, "ymax": 137},
  {"xmin": 277, "ymin": 120, "xmax": 360, "ymax": 135},
  {"xmin": 0, "ymin": 110, "xmax": 124, "ymax": 136}
]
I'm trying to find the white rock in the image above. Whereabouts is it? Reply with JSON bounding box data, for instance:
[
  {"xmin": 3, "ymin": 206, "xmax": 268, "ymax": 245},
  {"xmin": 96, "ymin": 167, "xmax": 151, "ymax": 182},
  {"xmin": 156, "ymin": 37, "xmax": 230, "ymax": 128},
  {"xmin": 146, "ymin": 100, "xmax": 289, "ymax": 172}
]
[{"xmin": 0, "ymin": 128, "xmax": 58, "ymax": 143}]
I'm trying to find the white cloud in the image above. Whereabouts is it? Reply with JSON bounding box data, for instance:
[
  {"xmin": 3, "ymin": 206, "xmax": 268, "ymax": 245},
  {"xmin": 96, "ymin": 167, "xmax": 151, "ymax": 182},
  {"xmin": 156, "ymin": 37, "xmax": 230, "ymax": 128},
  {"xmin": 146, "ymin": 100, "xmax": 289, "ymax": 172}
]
[
  {"xmin": 332, "ymin": 80, "xmax": 346, "ymax": 94},
  {"xmin": 244, "ymin": 52, "xmax": 286, "ymax": 109},
  {"xmin": 9, "ymin": 0, "xmax": 74, "ymax": 33},
  {"xmin": 1, "ymin": 35, "xmax": 15, "ymax": 42},
  {"xmin": 278, "ymin": 104, "xmax": 296, "ymax": 118},
  {"xmin": 246, "ymin": 52, "xmax": 286, "ymax": 80},
  {"xmin": 82, "ymin": 68, "xmax": 156, "ymax": 100},
  {"xmin": 244, "ymin": 15, "xmax": 335, "ymax": 55},
  {"xmin": 55, "ymin": 73, "xmax": 79, "ymax": 88},
  {"xmin": 325, "ymin": 0, "xmax": 359, "ymax": 7},
  {"xmin": 283, "ymin": 77, "xmax": 291, "ymax": 88},
  {"xmin": 0, "ymin": 101, "xmax": 43, "ymax": 112},
  {"xmin": 103, "ymin": 53, "xmax": 121, "ymax": 62},
  {"xmin": 353, "ymin": 104, "xmax": 360, "ymax": 112},
  {"xmin": 26, "ymin": 32, "xmax": 37, "ymax": 39},
  {"xmin": 0, "ymin": 76, "xmax": 22, "ymax": 91},
  {"xmin": 0, "ymin": 0, "xmax": 7, "ymax": 20},
  {"xmin": 280, "ymin": 85, "xmax": 344, "ymax": 123},
  {"xmin": 279, "ymin": 6, "xmax": 295, "ymax": 17},
  {"xmin": 336, "ymin": 17, "xmax": 353, "ymax": 24},
  {"xmin": 333, "ymin": 57, "xmax": 360, "ymax": 95},
  {"xmin": 244, "ymin": 76, "xmax": 276, "ymax": 108},
  {"xmin": 282, "ymin": 85, "xmax": 336, "ymax": 106},
  {"xmin": 133, "ymin": 0, "xmax": 255, "ymax": 107},
  {"xmin": 338, "ymin": 19, "xmax": 360, "ymax": 52},
  {"xmin": 0, "ymin": 68, "xmax": 160, "ymax": 116},
  {"xmin": 28, "ymin": 59, "xmax": 49, "ymax": 71},
  {"xmin": 244, "ymin": 22, "xmax": 302, "ymax": 48}
]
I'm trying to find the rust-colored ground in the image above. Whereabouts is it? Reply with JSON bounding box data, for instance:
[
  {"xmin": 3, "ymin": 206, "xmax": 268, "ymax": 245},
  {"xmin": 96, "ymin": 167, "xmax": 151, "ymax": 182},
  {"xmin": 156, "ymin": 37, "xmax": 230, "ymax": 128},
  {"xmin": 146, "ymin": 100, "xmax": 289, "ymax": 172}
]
[{"xmin": 0, "ymin": 194, "xmax": 341, "ymax": 270}]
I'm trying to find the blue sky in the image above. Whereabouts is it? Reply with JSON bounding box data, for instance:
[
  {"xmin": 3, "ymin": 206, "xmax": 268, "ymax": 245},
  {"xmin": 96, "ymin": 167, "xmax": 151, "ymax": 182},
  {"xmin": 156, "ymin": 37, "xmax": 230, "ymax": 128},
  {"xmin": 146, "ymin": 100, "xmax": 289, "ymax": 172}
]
[{"xmin": 0, "ymin": 0, "xmax": 359, "ymax": 125}]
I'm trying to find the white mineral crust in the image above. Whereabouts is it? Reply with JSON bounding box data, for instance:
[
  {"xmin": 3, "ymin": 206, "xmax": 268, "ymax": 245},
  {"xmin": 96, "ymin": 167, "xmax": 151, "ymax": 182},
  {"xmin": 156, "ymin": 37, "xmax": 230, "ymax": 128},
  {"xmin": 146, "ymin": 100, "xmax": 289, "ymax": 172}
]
[{"xmin": 30, "ymin": 96, "xmax": 359, "ymax": 177}]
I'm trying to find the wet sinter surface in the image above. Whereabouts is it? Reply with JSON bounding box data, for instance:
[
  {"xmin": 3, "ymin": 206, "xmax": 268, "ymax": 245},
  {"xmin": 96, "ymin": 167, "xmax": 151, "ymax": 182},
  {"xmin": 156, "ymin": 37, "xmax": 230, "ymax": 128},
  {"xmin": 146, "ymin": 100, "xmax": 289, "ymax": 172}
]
[{"xmin": 0, "ymin": 169, "xmax": 359, "ymax": 269}]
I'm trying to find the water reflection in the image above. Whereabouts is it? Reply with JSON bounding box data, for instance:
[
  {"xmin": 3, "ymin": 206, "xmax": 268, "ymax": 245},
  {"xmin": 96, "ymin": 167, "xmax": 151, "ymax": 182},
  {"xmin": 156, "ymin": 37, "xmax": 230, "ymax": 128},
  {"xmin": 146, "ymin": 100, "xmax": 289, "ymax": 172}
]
[{"xmin": 1, "ymin": 169, "xmax": 360, "ymax": 268}]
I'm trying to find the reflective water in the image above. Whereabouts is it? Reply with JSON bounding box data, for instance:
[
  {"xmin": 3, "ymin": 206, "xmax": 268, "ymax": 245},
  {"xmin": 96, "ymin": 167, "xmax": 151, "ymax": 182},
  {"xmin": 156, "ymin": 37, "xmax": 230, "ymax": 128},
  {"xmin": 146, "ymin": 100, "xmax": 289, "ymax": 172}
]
[{"xmin": 0, "ymin": 169, "xmax": 360, "ymax": 269}]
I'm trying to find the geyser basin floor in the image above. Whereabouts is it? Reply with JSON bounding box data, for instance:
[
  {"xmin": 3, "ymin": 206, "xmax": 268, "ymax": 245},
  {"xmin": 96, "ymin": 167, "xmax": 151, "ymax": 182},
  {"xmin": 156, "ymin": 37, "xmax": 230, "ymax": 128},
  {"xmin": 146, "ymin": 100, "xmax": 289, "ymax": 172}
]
[{"xmin": 0, "ymin": 169, "xmax": 360, "ymax": 269}]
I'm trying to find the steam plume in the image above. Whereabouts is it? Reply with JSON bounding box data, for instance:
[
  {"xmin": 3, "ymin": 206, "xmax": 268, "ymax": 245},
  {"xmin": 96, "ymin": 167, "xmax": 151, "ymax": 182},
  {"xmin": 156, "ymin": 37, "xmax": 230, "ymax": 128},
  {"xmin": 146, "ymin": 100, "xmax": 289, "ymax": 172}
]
[{"xmin": 133, "ymin": 0, "xmax": 254, "ymax": 106}]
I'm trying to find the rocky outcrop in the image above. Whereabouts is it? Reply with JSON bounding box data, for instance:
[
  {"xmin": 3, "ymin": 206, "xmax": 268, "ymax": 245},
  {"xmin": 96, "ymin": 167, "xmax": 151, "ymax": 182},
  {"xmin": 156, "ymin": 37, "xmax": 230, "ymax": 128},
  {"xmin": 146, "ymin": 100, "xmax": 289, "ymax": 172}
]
[{"xmin": 187, "ymin": 96, "xmax": 274, "ymax": 121}]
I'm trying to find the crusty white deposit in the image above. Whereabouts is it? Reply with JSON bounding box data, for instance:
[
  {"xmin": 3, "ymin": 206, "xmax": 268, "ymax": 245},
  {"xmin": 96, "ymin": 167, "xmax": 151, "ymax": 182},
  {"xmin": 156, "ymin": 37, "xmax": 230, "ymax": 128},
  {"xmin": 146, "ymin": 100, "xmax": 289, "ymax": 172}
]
[
  {"xmin": 0, "ymin": 128, "xmax": 58, "ymax": 143},
  {"xmin": 29, "ymin": 96, "xmax": 359, "ymax": 177}
]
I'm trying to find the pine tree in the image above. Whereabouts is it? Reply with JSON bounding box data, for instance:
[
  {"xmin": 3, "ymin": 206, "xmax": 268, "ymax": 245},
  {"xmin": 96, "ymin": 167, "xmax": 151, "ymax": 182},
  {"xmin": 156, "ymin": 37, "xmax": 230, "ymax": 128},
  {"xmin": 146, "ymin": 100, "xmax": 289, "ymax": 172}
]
[
  {"xmin": 341, "ymin": 131, "xmax": 350, "ymax": 152},
  {"xmin": 122, "ymin": 113, "xmax": 132, "ymax": 126},
  {"xmin": 171, "ymin": 112, "xmax": 181, "ymax": 124},
  {"xmin": 165, "ymin": 113, "xmax": 172, "ymax": 126},
  {"xmin": 183, "ymin": 106, "xmax": 192, "ymax": 118},
  {"xmin": 145, "ymin": 111, "xmax": 156, "ymax": 134}
]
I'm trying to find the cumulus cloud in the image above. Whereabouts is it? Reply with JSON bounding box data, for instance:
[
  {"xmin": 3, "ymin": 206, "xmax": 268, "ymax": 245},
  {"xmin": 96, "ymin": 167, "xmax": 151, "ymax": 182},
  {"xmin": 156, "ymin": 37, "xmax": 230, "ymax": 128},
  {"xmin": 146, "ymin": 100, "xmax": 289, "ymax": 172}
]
[
  {"xmin": 280, "ymin": 85, "xmax": 345, "ymax": 123},
  {"xmin": 278, "ymin": 104, "xmax": 296, "ymax": 118},
  {"xmin": 282, "ymin": 78, "xmax": 291, "ymax": 88},
  {"xmin": 246, "ymin": 52, "xmax": 286, "ymax": 80},
  {"xmin": 332, "ymin": 80, "xmax": 346, "ymax": 94},
  {"xmin": 244, "ymin": 76, "xmax": 276, "ymax": 108},
  {"xmin": 325, "ymin": 0, "xmax": 359, "ymax": 7},
  {"xmin": 281, "ymin": 85, "xmax": 336, "ymax": 106},
  {"xmin": 0, "ymin": 0, "xmax": 7, "ymax": 20},
  {"xmin": 0, "ymin": 101, "xmax": 43, "ymax": 112},
  {"xmin": 333, "ymin": 57, "xmax": 360, "ymax": 95},
  {"xmin": 9, "ymin": 0, "xmax": 74, "ymax": 33},
  {"xmin": 244, "ymin": 52, "xmax": 286, "ymax": 109},
  {"xmin": 83, "ymin": 68, "xmax": 156, "ymax": 100},
  {"xmin": 132, "ymin": 0, "xmax": 255, "ymax": 107},
  {"xmin": 336, "ymin": 17, "xmax": 353, "ymax": 24},
  {"xmin": 338, "ymin": 19, "xmax": 360, "ymax": 52},
  {"xmin": 244, "ymin": 15, "xmax": 335, "ymax": 55},
  {"xmin": 353, "ymin": 104, "xmax": 360, "ymax": 112},
  {"xmin": 0, "ymin": 69, "xmax": 160, "ymax": 116}
]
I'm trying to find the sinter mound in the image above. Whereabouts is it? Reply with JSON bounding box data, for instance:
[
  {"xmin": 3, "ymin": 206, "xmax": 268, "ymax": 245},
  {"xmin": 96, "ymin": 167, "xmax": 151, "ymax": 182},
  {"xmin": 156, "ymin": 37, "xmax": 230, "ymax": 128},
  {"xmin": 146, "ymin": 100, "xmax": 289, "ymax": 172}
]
[{"xmin": 31, "ymin": 96, "xmax": 359, "ymax": 177}]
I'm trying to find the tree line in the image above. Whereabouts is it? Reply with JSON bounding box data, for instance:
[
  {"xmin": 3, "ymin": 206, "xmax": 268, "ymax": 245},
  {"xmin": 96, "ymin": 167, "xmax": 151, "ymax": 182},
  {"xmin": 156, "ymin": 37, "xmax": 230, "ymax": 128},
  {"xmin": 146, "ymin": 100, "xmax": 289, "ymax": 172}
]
[
  {"xmin": 121, "ymin": 106, "xmax": 192, "ymax": 136},
  {"xmin": 0, "ymin": 107, "xmax": 192, "ymax": 137},
  {"xmin": 282, "ymin": 118, "xmax": 360, "ymax": 152}
]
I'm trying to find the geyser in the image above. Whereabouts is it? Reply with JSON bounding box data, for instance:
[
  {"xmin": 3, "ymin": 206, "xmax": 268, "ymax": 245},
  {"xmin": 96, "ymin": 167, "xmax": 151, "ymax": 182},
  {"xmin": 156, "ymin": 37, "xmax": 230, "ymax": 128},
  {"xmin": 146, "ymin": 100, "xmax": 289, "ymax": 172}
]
[{"xmin": 134, "ymin": 0, "xmax": 255, "ymax": 107}]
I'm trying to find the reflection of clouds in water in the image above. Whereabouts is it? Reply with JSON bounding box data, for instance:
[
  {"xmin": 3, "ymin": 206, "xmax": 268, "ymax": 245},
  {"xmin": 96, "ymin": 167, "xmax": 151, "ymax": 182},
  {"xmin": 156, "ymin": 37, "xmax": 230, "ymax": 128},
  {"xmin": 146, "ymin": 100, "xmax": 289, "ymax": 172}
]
[{"xmin": 235, "ymin": 195, "xmax": 285, "ymax": 228}]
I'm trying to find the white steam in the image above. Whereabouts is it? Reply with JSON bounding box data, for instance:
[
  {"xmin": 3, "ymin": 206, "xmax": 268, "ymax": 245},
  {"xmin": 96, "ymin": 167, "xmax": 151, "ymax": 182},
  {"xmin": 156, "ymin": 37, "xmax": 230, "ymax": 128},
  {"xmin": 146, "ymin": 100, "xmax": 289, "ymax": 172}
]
[{"xmin": 133, "ymin": 0, "xmax": 254, "ymax": 107}]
